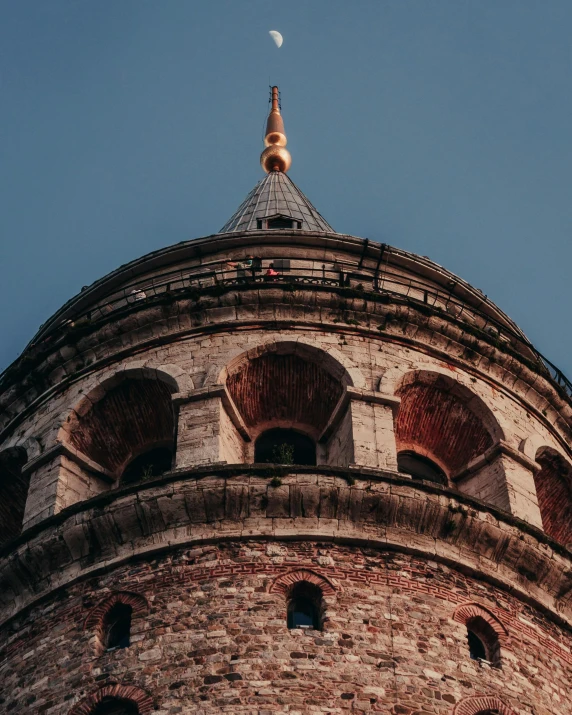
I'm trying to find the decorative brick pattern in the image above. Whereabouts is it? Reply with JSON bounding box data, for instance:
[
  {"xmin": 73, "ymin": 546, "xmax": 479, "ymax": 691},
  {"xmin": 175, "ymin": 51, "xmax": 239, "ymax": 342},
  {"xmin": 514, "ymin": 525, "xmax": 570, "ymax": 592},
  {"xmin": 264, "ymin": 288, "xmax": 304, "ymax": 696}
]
[
  {"xmin": 534, "ymin": 447, "xmax": 572, "ymax": 545},
  {"xmin": 395, "ymin": 375, "xmax": 494, "ymax": 475},
  {"xmin": 67, "ymin": 377, "xmax": 174, "ymax": 475},
  {"xmin": 226, "ymin": 352, "xmax": 344, "ymax": 433}
]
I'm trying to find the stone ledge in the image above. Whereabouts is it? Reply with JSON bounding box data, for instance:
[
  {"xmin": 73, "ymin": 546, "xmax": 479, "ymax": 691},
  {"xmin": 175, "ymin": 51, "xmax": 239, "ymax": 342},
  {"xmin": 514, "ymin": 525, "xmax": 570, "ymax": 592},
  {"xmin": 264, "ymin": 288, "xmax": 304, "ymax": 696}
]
[
  {"xmin": 1, "ymin": 466, "xmax": 572, "ymax": 632},
  {"xmin": 1, "ymin": 462, "xmax": 565, "ymax": 558}
]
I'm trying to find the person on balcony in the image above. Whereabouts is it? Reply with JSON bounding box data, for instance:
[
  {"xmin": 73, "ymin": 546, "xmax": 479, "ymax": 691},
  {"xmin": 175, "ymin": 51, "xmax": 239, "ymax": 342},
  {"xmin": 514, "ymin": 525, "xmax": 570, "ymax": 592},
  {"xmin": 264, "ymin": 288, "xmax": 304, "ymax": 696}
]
[
  {"xmin": 226, "ymin": 256, "xmax": 253, "ymax": 281},
  {"xmin": 265, "ymin": 263, "xmax": 279, "ymax": 281}
]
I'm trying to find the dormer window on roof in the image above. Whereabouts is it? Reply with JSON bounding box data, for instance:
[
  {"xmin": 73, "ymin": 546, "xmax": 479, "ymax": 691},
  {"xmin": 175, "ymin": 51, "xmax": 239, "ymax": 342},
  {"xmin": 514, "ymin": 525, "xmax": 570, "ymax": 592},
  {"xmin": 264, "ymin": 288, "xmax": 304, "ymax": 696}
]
[{"xmin": 257, "ymin": 215, "xmax": 302, "ymax": 230}]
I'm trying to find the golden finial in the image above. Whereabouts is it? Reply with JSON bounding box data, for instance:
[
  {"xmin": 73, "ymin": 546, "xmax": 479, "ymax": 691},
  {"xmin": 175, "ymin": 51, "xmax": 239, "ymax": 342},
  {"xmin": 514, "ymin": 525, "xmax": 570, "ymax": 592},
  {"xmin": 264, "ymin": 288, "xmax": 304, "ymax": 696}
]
[{"xmin": 260, "ymin": 86, "xmax": 292, "ymax": 173}]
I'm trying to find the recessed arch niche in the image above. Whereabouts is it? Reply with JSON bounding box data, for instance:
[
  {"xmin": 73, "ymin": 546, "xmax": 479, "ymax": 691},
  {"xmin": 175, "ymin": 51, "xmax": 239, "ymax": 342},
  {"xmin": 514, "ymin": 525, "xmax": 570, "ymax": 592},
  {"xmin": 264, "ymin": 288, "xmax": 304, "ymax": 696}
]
[
  {"xmin": 226, "ymin": 344, "xmax": 349, "ymax": 437},
  {"xmin": 223, "ymin": 341, "xmax": 353, "ymax": 465},
  {"xmin": 395, "ymin": 370, "xmax": 500, "ymax": 479},
  {"xmin": 65, "ymin": 375, "xmax": 176, "ymax": 480},
  {"xmin": 533, "ymin": 446, "xmax": 572, "ymax": 545}
]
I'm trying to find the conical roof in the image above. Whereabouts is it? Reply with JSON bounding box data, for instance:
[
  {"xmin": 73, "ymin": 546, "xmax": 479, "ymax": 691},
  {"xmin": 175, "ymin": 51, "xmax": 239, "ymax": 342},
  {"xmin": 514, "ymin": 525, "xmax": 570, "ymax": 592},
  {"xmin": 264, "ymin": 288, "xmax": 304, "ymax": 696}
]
[{"xmin": 220, "ymin": 171, "xmax": 334, "ymax": 233}]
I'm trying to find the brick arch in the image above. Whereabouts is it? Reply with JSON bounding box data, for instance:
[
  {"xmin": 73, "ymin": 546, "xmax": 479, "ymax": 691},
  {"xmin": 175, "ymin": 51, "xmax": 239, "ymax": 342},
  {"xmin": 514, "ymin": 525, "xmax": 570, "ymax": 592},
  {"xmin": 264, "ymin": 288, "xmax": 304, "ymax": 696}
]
[
  {"xmin": 269, "ymin": 569, "xmax": 337, "ymax": 597},
  {"xmin": 394, "ymin": 370, "xmax": 502, "ymax": 476},
  {"xmin": 452, "ymin": 603, "xmax": 509, "ymax": 642},
  {"xmin": 69, "ymin": 684, "xmax": 154, "ymax": 715},
  {"xmin": 84, "ymin": 591, "xmax": 148, "ymax": 632},
  {"xmin": 533, "ymin": 446, "xmax": 572, "ymax": 545},
  {"xmin": 62, "ymin": 362, "xmax": 192, "ymax": 423},
  {"xmin": 453, "ymin": 695, "xmax": 516, "ymax": 715},
  {"xmin": 215, "ymin": 339, "xmax": 364, "ymax": 388}
]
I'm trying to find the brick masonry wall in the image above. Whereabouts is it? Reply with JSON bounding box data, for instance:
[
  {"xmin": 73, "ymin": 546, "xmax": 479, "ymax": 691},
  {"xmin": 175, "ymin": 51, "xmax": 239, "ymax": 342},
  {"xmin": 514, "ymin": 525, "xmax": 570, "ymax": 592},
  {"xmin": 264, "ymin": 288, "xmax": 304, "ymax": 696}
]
[
  {"xmin": 0, "ymin": 542, "xmax": 570, "ymax": 715},
  {"xmin": 2, "ymin": 233, "xmax": 572, "ymax": 715}
]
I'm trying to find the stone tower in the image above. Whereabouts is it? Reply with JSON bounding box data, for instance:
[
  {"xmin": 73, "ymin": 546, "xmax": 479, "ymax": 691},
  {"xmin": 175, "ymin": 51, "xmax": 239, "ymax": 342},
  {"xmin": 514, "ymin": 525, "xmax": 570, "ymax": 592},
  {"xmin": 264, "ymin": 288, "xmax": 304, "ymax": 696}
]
[{"xmin": 1, "ymin": 87, "xmax": 572, "ymax": 715}]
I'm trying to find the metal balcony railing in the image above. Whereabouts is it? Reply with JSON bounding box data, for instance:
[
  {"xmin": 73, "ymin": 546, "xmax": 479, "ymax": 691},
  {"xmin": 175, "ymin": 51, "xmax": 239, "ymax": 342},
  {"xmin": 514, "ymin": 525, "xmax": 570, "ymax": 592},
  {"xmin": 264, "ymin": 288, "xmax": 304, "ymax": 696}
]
[{"xmin": 9, "ymin": 256, "xmax": 572, "ymax": 403}]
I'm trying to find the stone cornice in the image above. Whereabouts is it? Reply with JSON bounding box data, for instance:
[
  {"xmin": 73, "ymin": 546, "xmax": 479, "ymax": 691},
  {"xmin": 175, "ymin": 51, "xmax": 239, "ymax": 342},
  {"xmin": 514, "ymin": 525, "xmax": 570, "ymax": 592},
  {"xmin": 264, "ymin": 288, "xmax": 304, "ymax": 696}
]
[{"xmin": 1, "ymin": 465, "xmax": 572, "ymax": 631}]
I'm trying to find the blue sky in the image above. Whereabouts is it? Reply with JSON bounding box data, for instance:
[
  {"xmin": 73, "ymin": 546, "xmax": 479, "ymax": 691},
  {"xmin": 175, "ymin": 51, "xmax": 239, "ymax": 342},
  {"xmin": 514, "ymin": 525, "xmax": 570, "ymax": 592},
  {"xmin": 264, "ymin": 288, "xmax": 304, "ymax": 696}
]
[{"xmin": 1, "ymin": 1, "xmax": 571, "ymax": 377}]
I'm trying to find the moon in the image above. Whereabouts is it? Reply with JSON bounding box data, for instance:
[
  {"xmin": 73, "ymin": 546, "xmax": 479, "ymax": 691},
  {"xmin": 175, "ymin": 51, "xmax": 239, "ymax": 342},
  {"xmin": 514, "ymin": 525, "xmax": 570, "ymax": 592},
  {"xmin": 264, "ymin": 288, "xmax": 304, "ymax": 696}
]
[{"xmin": 269, "ymin": 30, "xmax": 283, "ymax": 48}]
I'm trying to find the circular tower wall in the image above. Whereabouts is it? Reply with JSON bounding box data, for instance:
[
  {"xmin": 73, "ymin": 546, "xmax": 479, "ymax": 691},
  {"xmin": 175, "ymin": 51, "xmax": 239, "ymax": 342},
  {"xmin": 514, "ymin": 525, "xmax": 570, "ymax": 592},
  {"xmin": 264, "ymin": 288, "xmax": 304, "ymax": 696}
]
[{"xmin": 1, "ymin": 225, "xmax": 572, "ymax": 714}]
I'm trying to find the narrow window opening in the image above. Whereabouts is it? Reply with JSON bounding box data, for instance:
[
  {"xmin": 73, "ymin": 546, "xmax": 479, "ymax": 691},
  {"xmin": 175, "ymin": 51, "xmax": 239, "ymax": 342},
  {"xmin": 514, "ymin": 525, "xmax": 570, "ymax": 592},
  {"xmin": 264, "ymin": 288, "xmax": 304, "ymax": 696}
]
[
  {"xmin": 91, "ymin": 697, "xmax": 139, "ymax": 715},
  {"xmin": 465, "ymin": 616, "xmax": 501, "ymax": 666},
  {"xmin": 255, "ymin": 428, "xmax": 316, "ymax": 466},
  {"xmin": 287, "ymin": 582, "xmax": 322, "ymax": 631},
  {"xmin": 467, "ymin": 629, "xmax": 487, "ymax": 660},
  {"xmin": 103, "ymin": 603, "xmax": 132, "ymax": 651},
  {"xmin": 397, "ymin": 450, "xmax": 446, "ymax": 485},
  {"xmin": 121, "ymin": 447, "xmax": 172, "ymax": 485}
]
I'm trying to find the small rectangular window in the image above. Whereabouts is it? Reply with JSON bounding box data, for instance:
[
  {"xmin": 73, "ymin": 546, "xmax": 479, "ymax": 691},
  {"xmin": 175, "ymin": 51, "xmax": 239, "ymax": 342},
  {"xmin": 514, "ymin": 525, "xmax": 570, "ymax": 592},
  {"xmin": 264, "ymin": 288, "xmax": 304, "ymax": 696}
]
[{"xmin": 267, "ymin": 217, "xmax": 295, "ymax": 229}]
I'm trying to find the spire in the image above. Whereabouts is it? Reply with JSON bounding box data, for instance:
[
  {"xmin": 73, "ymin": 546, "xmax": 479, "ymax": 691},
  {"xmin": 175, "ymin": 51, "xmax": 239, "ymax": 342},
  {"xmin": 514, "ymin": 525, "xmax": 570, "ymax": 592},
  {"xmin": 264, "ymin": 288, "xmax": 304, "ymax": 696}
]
[
  {"xmin": 260, "ymin": 86, "xmax": 292, "ymax": 173},
  {"xmin": 219, "ymin": 86, "xmax": 334, "ymax": 234}
]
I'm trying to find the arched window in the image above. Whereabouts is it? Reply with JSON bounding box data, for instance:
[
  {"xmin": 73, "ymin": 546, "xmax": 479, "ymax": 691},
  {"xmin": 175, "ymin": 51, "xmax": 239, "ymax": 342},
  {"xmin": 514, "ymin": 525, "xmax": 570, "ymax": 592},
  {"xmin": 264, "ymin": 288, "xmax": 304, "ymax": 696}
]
[
  {"xmin": 465, "ymin": 616, "xmax": 501, "ymax": 666},
  {"xmin": 287, "ymin": 581, "xmax": 322, "ymax": 630},
  {"xmin": 121, "ymin": 447, "xmax": 172, "ymax": 485},
  {"xmin": 397, "ymin": 450, "xmax": 446, "ymax": 485},
  {"xmin": 103, "ymin": 603, "xmax": 132, "ymax": 651},
  {"xmin": 91, "ymin": 698, "xmax": 139, "ymax": 715},
  {"xmin": 395, "ymin": 371, "xmax": 497, "ymax": 479},
  {"xmin": 70, "ymin": 684, "xmax": 152, "ymax": 715},
  {"xmin": 255, "ymin": 428, "xmax": 316, "ymax": 466}
]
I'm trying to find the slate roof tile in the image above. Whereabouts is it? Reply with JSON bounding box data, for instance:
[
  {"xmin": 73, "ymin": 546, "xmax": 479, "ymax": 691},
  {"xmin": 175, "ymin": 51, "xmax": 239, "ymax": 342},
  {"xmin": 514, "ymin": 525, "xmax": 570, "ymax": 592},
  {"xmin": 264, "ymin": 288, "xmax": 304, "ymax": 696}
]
[{"xmin": 220, "ymin": 171, "xmax": 334, "ymax": 233}]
